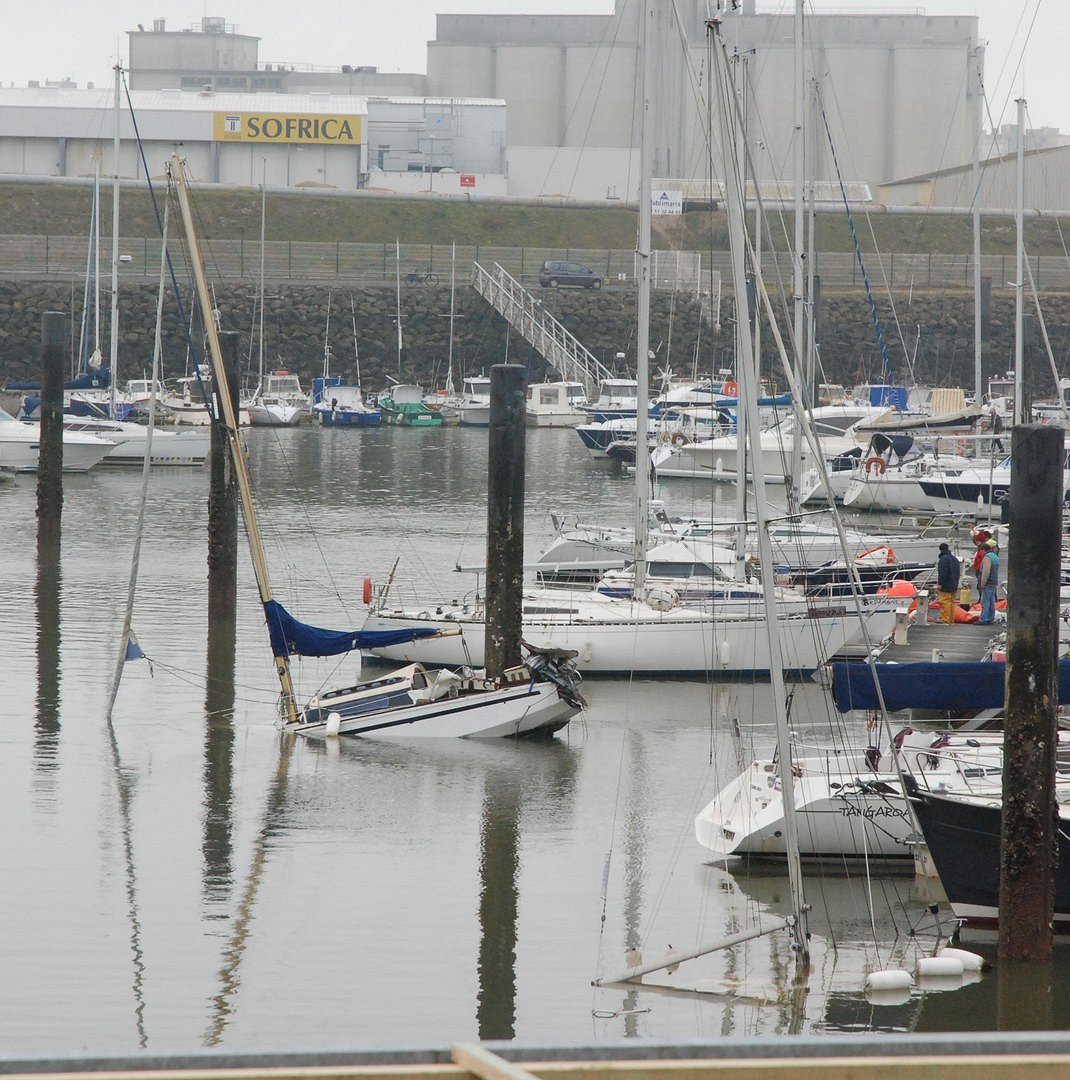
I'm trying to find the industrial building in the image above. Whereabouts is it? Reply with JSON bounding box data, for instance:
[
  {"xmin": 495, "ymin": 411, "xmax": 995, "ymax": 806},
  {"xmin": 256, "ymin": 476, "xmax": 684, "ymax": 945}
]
[
  {"xmin": 0, "ymin": 86, "xmax": 508, "ymax": 196},
  {"xmin": 118, "ymin": 3, "xmax": 983, "ymax": 204},
  {"xmin": 879, "ymin": 144, "xmax": 1070, "ymax": 212}
]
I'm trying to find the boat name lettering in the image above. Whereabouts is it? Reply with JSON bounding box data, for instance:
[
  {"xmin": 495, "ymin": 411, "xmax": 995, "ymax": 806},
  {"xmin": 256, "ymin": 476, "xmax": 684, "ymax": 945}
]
[{"xmin": 839, "ymin": 805, "xmax": 908, "ymax": 819}]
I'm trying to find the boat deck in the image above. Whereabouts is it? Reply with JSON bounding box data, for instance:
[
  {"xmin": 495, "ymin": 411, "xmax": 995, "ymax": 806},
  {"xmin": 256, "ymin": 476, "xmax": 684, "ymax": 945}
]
[
  {"xmin": 880, "ymin": 621, "xmax": 1000, "ymax": 664},
  {"xmin": 833, "ymin": 621, "xmax": 1001, "ymax": 663}
]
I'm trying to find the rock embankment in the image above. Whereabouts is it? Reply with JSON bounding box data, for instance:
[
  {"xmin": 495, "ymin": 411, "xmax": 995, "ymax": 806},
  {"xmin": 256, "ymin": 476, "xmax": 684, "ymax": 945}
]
[{"xmin": 0, "ymin": 279, "xmax": 1064, "ymax": 394}]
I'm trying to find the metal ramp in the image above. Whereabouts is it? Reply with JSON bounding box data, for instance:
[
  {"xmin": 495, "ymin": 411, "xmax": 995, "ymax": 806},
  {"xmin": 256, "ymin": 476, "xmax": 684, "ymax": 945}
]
[{"xmin": 471, "ymin": 261, "xmax": 614, "ymax": 390}]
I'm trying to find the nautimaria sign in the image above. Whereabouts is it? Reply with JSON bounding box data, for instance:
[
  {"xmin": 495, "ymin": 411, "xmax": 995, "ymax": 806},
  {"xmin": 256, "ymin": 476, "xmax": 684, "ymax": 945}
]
[{"xmin": 213, "ymin": 112, "xmax": 362, "ymax": 145}]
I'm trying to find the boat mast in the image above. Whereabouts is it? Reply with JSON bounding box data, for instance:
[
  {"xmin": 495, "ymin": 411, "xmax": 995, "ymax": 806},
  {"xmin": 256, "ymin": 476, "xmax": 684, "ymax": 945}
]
[
  {"xmin": 447, "ymin": 240, "xmax": 457, "ymax": 395},
  {"xmin": 257, "ymin": 160, "xmax": 266, "ymax": 393},
  {"xmin": 1014, "ymin": 96, "xmax": 1025, "ymax": 427},
  {"xmin": 322, "ymin": 290, "xmax": 332, "ymax": 378},
  {"xmin": 713, "ymin": 23, "xmax": 810, "ymax": 964},
  {"xmin": 170, "ymin": 153, "xmax": 299, "ymax": 723},
  {"xmin": 109, "ymin": 62, "xmax": 121, "ymax": 419},
  {"xmin": 395, "ymin": 238, "xmax": 403, "ymax": 372},
  {"xmin": 633, "ymin": 0, "xmax": 654, "ymax": 596},
  {"xmin": 971, "ymin": 46, "xmax": 984, "ymax": 407}
]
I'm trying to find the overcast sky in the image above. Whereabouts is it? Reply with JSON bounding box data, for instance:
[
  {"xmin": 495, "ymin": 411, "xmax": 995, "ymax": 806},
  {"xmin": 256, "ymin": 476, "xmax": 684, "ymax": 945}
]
[{"xmin": 1, "ymin": 1, "xmax": 1065, "ymax": 132}]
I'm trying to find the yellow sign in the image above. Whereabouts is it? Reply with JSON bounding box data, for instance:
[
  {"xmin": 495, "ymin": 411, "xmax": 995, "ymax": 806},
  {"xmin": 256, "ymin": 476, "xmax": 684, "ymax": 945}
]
[{"xmin": 213, "ymin": 112, "xmax": 362, "ymax": 145}]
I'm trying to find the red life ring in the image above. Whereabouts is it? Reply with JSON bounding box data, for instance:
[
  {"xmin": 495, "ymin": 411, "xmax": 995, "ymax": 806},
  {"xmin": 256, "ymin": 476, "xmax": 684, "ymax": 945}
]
[
  {"xmin": 723, "ymin": 380, "xmax": 739, "ymax": 397},
  {"xmin": 865, "ymin": 456, "xmax": 887, "ymax": 477},
  {"xmin": 362, "ymin": 575, "xmax": 373, "ymax": 605},
  {"xmin": 671, "ymin": 432, "xmax": 690, "ymax": 447}
]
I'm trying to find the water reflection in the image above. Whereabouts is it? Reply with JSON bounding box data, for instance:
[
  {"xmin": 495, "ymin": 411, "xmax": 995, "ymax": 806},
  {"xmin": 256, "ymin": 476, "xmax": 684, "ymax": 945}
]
[
  {"xmin": 203, "ymin": 735, "xmax": 294, "ymax": 1047},
  {"xmin": 33, "ymin": 534, "xmax": 61, "ymax": 788},
  {"xmin": 203, "ymin": 615, "xmax": 237, "ymax": 912},
  {"xmin": 477, "ymin": 738, "xmax": 580, "ymax": 1039}
]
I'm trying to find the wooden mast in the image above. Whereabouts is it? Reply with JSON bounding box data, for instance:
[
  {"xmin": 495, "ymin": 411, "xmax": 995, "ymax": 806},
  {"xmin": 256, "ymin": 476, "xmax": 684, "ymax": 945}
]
[{"xmin": 169, "ymin": 153, "xmax": 299, "ymax": 724}]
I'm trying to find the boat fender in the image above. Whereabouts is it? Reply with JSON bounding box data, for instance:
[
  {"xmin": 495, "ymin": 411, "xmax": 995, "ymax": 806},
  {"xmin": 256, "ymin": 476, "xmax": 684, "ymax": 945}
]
[
  {"xmin": 865, "ymin": 970, "xmax": 913, "ymax": 992},
  {"xmin": 865, "ymin": 456, "xmax": 887, "ymax": 477},
  {"xmin": 580, "ymin": 640, "xmax": 592, "ymax": 663},
  {"xmin": 325, "ymin": 712, "xmax": 342, "ymax": 738},
  {"xmin": 362, "ymin": 575, "xmax": 373, "ymax": 605},
  {"xmin": 916, "ymin": 956, "xmax": 964, "ymax": 978},
  {"xmin": 938, "ymin": 947, "xmax": 988, "ymax": 972}
]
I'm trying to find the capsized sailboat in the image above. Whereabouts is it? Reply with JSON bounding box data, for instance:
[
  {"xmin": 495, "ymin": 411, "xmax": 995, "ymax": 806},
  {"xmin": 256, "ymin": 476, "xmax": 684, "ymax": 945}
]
[{"xmin": 170, "ymin": 154, "xmax": 581, "ymax": 739}]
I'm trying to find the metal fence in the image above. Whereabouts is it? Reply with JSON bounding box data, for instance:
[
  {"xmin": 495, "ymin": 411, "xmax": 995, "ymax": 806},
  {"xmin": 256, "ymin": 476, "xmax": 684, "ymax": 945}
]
[
  {"xmin": 1, "ymin": 234, "xmax": 1068, "ymax": 292},
  {"xmin": 0, "ymin": 236, "xmax": 706, "ymax": 292}
]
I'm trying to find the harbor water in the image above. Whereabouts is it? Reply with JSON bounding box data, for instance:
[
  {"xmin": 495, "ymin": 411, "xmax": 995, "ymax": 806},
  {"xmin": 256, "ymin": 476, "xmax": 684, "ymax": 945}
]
[{"xmin": 0, "ymin": 424, "xmax": 1055, "ymax": 1055}]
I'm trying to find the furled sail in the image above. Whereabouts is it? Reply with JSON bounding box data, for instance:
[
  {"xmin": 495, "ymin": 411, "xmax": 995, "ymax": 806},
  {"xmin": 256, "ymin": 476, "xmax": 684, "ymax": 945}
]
[{"xmin": 264, "ymin": 599, "xmax": 440, "ymax": 658}]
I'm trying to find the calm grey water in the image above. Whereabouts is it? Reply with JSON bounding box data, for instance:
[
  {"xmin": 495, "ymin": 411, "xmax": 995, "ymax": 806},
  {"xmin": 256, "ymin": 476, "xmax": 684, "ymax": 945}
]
[{"xmin": 0, "ymin": 424, "xmax": 1049, "ymax": 1057}]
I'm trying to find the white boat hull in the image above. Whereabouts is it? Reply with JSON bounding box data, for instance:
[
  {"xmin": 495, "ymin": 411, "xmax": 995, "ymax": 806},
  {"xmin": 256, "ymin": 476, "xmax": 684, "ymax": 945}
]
[
  {"xmin": 0, "ymin": 423, "xmax": 112, "ymax": 472},
  {"xmin": 248, "ymin": 402, "xmax": 302, "ymax": 427},
  {"xmin": 295, "ymin": 679, "xmax": 578, "ymax": 739},
  {"xmin": 695, "ymin": 758, "xmax": 916, "ymax": 861},
  {"xmin": 362, "ymin": 601, "xmax": 895, "ymax": 675}
]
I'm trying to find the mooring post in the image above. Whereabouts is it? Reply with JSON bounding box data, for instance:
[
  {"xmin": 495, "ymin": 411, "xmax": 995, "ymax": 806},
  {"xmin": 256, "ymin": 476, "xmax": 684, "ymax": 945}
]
[
  {"xmin": 37, "ymin": 311, "xmax": 66, "ymax": 547},
  {"xmin": 998, "ymin": 423, "xmax": 1062, "ymax": 962},
  {"xmin": 484, "ymin": 363, "xmax": 527, "ymax": 680},
  {"xmin": 207, "ymin": 331, "xmax": 240, "ymax": 622}
]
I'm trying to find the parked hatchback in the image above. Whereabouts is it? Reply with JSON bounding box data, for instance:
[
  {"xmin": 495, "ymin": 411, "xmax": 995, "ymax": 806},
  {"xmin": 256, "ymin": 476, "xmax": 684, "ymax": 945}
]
[{"xmin": 538, "ymin": 260, "xmax": 604, "ymax": 289}]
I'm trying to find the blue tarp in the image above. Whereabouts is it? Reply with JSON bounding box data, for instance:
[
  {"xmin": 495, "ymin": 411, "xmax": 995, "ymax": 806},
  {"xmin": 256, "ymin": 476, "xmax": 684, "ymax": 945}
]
[
  {"xmin": 831, "ymin": 660, "xmax": 1070, "ymax": 713},
  {"xmin": 264, "ymin": 599, "xmax": 441, "ymax": 658},
  {"xmin": 6, "ymin": 369, "xmax": 111, "ymax": 392}
]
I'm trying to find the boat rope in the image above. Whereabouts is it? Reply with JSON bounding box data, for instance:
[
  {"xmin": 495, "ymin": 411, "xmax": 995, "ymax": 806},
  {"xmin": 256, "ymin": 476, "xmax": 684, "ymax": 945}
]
[{"xmin": 819, "ymin": 104, "xmax": 892, "ymax": 387}]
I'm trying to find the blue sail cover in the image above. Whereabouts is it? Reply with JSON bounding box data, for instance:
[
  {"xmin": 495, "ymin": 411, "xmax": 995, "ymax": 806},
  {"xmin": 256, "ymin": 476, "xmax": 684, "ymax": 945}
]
[
  {"xmin": 264, "ymin": 599, "xmax": 441, "ymax": 658},
  {"xmin": 831, "ymin": 660, "xmax": 1070, "ymax": 713}
]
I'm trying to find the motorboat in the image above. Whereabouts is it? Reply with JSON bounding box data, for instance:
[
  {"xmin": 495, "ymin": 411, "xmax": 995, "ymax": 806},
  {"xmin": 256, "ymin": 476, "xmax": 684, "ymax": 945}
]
[
  {"xmin": 579, "ymin": 378, "xmax": 640, "ymax": 423},
  {"xmin": 525, "ymin": 381, "xmax": 588, "ymax": 427},
  {"xmin": 62, "ymin": 417, "xmax": 209, "ymax": 466},
  {"xmin": 313, "ymin": 384, "xmax": 381, "ymax": 427},
  {"xmin": 0, "ymin": 406, "xmax": 112, "ymax": 472},
  {"xmin": 444, "ymin": 376, "xmax": 493, "ymax": 427},
  {"xmin": 379, "ymin": 384, "xmax": 443, "ymax": 426}
]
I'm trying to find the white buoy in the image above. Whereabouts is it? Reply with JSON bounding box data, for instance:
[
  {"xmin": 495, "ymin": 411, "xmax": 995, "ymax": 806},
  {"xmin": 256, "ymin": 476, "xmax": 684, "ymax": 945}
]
[
  {"xmin": 325, "ymin": 712, "xmax": 342, "ymax": 737},
  {"xmin": 865, "ymin": 969, "xmax": 914, "ymax": 991},
  {"xmin": 917, "ymin": 955, "xmax": 964, "ymax": 978},
  {"xmin": 938, "ymin": 947, "xmax": 987, "ymax": 972},
  {"xmin": 866, "ymin": 987, "xmax": 912, "ymax": 1007}
]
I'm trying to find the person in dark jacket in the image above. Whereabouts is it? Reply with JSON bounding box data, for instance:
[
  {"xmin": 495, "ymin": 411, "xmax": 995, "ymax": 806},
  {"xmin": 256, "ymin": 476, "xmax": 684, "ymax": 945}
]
[{"xmin": 936, "ymin": 542, "xmax": 961, "ymax": 624}]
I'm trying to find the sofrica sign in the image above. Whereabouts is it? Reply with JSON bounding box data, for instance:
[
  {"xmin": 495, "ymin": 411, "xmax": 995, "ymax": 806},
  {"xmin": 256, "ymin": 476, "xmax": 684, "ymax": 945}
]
[{"xmin": 213, "ymin": 112, "xmax": 362, "ymax": 145}]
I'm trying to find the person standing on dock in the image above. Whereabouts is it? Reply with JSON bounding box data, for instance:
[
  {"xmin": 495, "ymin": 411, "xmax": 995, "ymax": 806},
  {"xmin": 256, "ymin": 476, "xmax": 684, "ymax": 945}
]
[
  {"xmin": 978, "ymin": 538, "xmax": 1001, "ymax": 624},
  {"xmin": 936, "ymin": 542, "xmax": 961, "ymax": 624}
]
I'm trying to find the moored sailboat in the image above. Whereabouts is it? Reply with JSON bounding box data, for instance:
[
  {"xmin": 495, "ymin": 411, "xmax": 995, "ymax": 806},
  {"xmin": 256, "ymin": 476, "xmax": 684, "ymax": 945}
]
[{"xmin": 171, "ymin": 153, "xmax": 580, "ymax": 739}]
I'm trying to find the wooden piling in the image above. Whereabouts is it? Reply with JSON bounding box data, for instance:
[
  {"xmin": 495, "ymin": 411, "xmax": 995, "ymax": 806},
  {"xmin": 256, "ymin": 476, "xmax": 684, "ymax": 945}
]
[
  {"xmin": 483, "ymin": 364, "xmax": 526, "ymax": 680},
  {"xmin": 207, "ymin": 331, "xmax": 240, "ymax": 622},
  {"xmin": 36, "ymin": 311, "xmax": 66, "ymax": 547},
  {"xmin": 998, "ymin": 423, "xmax": 1062, "ymax": 962}
]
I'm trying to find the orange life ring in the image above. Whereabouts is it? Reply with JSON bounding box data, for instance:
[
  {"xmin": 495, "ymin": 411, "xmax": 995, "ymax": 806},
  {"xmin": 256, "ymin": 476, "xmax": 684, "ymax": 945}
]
[
  {"xmin": 362, "ymin": 575, "xmax": 373, "ymax": 605},
  {"xmin": 671, "ymin": 432, "xmax": 690, "ymax": 447},
  {"xmin": 865, "ymin": 456, "xmax": 887, "ymax": 477},
  {"xmin": 723, "ymin": 380, "xmax": 739, "ymax": 397}
]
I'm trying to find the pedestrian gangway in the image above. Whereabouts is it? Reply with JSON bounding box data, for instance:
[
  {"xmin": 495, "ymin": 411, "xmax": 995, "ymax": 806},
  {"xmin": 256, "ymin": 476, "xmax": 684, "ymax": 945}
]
[{"xmin": 471, "ymin": 261, "xmax": 614, "ymax": 391}]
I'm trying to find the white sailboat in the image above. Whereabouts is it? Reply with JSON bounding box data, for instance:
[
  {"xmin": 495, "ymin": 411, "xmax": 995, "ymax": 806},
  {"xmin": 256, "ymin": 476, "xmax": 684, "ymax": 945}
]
[
  {"xmin": 171, "ymin": 154, "xmax": 582, "ymax": 740},
  {"xmin": 245, "ymin": 178, "xmax": 302, "ymax": 427}
]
